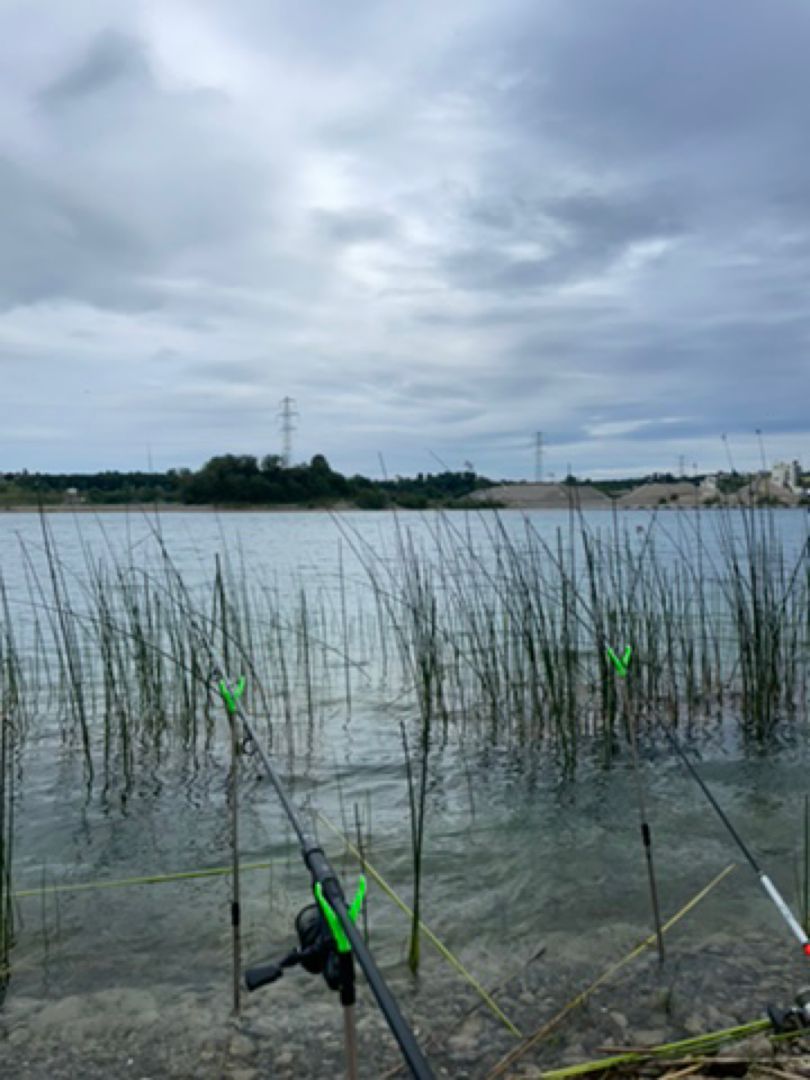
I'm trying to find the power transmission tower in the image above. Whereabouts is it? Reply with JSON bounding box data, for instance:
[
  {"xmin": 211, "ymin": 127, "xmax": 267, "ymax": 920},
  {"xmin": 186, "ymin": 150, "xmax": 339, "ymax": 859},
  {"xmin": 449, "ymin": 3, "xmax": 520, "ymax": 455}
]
[
  {"xmin": 534, "ymin": 432, "xmax": 544, "ymax": 483},
  {"xmin": 279, "ymin": 397, "xmax": 298, "ymax": 468},
  {"xmin": 678, "ymin": 454, "xmax": 686, "ymax": 478}
]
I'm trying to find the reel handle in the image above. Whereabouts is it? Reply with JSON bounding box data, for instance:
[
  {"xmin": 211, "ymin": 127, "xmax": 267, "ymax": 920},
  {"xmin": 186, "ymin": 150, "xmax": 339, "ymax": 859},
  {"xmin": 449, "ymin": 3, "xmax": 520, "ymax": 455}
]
[{"xmin": 245, "ymin": 960, "xmax": 284, "ymax": 992}]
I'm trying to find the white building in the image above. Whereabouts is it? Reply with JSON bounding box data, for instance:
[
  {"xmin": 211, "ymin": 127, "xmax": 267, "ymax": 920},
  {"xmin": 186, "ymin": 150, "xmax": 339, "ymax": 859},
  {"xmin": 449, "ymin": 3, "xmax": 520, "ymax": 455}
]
[
  {"xmin": 700, "ymin": 474, "xmax": 719, "ymax": 493},
  {"xmin": 771, "ymin": 460, "xmax": 801, "ymax": 491}
]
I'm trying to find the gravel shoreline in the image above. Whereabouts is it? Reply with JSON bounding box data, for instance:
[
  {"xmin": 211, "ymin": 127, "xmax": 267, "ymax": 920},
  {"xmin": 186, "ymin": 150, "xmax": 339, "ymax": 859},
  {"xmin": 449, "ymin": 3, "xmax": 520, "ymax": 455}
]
[{"xmin": 3, "ymin": 927, "xmax": 809, "ymax": 1078}]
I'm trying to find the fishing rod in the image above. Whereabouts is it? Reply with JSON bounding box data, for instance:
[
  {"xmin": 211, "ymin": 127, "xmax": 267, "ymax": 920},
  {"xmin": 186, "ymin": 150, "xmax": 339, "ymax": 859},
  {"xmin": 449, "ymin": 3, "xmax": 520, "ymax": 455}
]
[
  {"xmin": 662, "ymin": 722, "xmax": 810, "ymax": 958},
  {"xmin": 12, "ymin": 550, "xmax": 432, "ymax": 1073},
  {"xmin": 608, "ymin": 645, "xmax": 809, "ymax": 958},
  {"xmin": 213, "ymin": 664, "xmax": 434, "ymax": 1080},
  {"xmin": 117, "ymin": 531, "xmax": 430, "ymax": 1075}
]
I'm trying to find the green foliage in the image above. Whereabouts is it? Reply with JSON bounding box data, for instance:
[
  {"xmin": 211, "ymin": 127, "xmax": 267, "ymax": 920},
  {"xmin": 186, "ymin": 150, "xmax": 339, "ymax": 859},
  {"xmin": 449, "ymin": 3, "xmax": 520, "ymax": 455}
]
[
  {"xmin": 179, "ymin": 453, "xmax": 355, "ymax": 505},
  {"xmin": 0, "ymin": 469, "xmax": 180, "ymax": 506},
  {"xmin": 1, "ymin": 459, "xmax": 494, "ymax": 509},
  {"xmin": 716, "ymin": 471, "xmax": 749, "ymax": 494},
  {"xmin": 354, "ymin": 489, "xmax": 389, "ymax": 510},
  {"xmin": 378, "ymin": 469, "xmax": 491, "ymax": 505}
]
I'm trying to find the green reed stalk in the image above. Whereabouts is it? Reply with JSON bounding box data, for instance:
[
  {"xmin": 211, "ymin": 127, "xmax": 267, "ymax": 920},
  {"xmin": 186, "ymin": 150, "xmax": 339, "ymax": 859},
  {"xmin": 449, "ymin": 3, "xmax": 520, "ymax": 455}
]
[
  {"xmin": 0, "ymin": 573, "xmax": 19, "ymax": 997},
  {"xmin": 38, "ymin": 514, "xmax": 93, "ymax": 780}
]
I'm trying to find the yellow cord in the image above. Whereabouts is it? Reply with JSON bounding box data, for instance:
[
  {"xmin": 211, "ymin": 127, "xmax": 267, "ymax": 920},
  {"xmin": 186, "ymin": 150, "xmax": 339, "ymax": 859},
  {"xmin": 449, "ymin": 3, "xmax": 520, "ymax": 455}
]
[
  {"xmin": 11, "ymin": 859, "xmax": 277, "ymax": 898},
  {"xmin": 486, "ymin": 863, "xmax": 737, "ymax": 1078}
]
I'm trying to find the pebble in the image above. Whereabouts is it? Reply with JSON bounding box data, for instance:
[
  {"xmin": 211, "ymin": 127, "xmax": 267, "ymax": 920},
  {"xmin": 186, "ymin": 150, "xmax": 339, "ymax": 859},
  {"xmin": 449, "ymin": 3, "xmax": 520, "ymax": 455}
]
[
  {"xmin": 745, "ymin": 1034, "xmax": 774, "ymax": 1057},
  {"xmin": 228, "ymin": 1033, "xmax": 256, "ymax": 1059},
  {"xmin": 1, "ymin": 932, "xmax": 804, "ymax": 1077},
  {"xmin": 684, "ymin": 1012, "xmax": 706, "ymax": 1036},
  {"xmin": 609, "ymin": 1010, "xmax": 629, "ymax": 1031},
  {"xmin": 631, "ymin": 1028, "xmax": 667, "ymax": 1046}
]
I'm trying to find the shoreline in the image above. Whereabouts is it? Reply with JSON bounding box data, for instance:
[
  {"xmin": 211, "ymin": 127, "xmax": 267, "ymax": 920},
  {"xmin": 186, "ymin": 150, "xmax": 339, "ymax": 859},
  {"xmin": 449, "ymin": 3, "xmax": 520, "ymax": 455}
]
[
  {"xmin": 1, "ymin": 499, "xmax": 806, "ymax": 514},
  {"xmin": 0, "ymin": 501, "xmax": 358, "ymax": 514}
]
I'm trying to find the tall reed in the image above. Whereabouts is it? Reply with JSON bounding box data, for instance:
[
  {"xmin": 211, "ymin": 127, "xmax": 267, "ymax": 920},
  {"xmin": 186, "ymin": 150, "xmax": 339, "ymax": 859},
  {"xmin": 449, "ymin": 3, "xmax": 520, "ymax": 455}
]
[{"xmin": 0, "ymin": 573, "xmax": 20, "ymax": 996}]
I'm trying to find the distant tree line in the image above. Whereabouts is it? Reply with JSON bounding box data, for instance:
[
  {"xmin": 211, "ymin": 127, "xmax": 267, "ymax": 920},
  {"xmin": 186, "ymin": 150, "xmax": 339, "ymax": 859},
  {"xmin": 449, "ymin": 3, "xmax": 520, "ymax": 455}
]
[
  {"xmin": 0, "ymin": 455, "xmax": 495, "ymax": 509},
  {"xmin": 585, "ymin": 471, "xmax": 704, "ymax": 496}
]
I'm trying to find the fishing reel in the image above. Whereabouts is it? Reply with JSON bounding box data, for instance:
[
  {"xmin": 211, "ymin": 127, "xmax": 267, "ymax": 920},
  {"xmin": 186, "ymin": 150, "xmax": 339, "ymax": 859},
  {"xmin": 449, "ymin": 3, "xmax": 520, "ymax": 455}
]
[
  {"xmin": 767, "ymin": 987, "xmax": 810, "ymax": 1034},
  {"xmin": 245, "ymin": 901, "xmax": 343, "ymax": 995}
]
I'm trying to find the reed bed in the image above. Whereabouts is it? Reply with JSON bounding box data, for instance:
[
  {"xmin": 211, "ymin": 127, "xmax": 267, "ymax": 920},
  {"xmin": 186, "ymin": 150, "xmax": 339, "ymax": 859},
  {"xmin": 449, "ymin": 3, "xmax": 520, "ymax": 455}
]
[
  {"xmin": 0, "ymin": 505, "xmax": 807, "ymax": 975},
  {"xmin": 334, "ymin": 501, "xmax": 810, "ymax": 772},
  {"xmin": 0, "ymin": 572, "xmax": 21, "ymax": 997},
  {"xmin": 0, "ymin": 504, "xmax": 806, "ymax": 787}
]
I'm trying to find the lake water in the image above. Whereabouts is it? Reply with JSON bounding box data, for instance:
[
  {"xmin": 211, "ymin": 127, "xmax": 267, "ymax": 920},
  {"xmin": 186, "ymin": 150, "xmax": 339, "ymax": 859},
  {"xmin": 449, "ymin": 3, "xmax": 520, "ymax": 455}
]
[{"xmin": 1, "ymin": 508, "xmax": 809, "ymax": 1077}]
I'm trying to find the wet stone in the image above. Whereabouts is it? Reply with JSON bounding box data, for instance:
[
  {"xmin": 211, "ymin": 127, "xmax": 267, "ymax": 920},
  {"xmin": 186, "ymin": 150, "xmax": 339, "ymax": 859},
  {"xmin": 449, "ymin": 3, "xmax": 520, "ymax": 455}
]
[
  {"xmin": 745, "ymin": 1034, "xmax": 774, "ymax": 1057},
  {"xmin": 228, "ymin": 1033, "xmax": 257, "ymax": 1059},
  {"xmin": 684, "ymin": 1012, "xmax": 708, "ymax": 1036},
  {"xmin": 608, "ymin": 1010, "xmax": 629, "ymax": 1032}
]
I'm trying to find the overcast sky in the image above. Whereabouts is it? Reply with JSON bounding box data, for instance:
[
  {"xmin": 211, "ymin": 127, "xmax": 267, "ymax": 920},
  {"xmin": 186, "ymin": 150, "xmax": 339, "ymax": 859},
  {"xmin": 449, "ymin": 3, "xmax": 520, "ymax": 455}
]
[{"xmin": 2, "ymin": 1, "xmax": 809, "ymax": 480}]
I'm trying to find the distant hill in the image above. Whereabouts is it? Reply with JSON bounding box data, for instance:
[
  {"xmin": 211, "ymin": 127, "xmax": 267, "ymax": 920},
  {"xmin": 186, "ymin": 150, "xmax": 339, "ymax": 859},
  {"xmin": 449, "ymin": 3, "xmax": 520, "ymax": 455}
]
[
  {"xmin": 615, "ymin": 481, "xmax": 700, "ymax": 508},
  {"xmin": 467, "ymin": 482, "xmax": 612, "ymax": 509}
]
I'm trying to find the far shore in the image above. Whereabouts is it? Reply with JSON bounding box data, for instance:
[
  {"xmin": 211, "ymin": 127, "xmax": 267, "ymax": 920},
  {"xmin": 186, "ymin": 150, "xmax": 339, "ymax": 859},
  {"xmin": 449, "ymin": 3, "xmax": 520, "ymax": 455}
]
[
  {"xmin": 2, "ymin": 478, "xmax": 807, "ymax": 516},
  {"xmin": 0, "ymin": 501, "xmax": 356, "ymax": 514}
]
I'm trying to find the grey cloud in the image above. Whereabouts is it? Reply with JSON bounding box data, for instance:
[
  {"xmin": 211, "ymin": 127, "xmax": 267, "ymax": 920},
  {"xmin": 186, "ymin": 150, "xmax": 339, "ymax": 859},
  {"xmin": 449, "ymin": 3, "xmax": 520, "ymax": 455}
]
[
  {"xmin": 0, "ymin": 157, "xmax": 157, "ymax": 312},
  {"xmin": 186, "ymin": 359, "xmax": 270, "ymax": 384},
  {"xmin": 439, "ymin": 187, "xmax": 683, "ymax": 294},
  {"xmin": 548, "ymin": 191, "xmax": 682, "ymax": 249},
  {"xmin": 39, "ymin": 29, "xmax": 150, "ymax": 105},
  {"xmin": 498, "ymin": 2, "xmax": 810, "ymax": 161},
  {"xmin": 0, "ymin": 26, "xmax": 282, "ymax": 315},
  {"xmin": 312, "ymin": 207, "xmax": 398, "ymax": 245}
]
